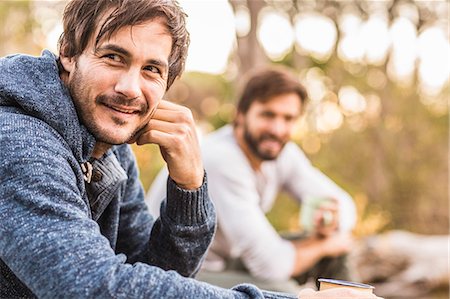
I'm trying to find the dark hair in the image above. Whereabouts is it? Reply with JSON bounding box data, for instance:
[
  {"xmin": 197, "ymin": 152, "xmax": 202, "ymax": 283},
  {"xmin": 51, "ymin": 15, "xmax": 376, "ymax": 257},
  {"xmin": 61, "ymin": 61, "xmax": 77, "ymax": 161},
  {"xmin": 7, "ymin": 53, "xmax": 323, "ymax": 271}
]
[
  {"xmin": 58, "ymin": 0, "xmax": 189, "ymax": 89},
  {"xmin": 236, "ymin": 66, "xmax": 308, "ymax": 116}
]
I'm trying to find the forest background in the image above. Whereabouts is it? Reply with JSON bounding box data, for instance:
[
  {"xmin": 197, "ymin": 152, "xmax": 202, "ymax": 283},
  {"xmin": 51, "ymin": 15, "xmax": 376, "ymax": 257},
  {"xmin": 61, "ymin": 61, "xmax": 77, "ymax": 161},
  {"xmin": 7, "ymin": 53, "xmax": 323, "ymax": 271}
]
[{"xmin": 1, "ymin": 0, "xmax": 448, "ymax": 260}]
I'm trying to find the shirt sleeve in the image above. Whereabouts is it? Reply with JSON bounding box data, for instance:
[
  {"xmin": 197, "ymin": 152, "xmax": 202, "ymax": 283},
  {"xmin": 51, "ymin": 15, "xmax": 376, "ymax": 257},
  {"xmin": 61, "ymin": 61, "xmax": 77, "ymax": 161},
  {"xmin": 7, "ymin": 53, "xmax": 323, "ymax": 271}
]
[{"xmin": 278, "ymin": 143, "xmax": 357, "ymax": 232}]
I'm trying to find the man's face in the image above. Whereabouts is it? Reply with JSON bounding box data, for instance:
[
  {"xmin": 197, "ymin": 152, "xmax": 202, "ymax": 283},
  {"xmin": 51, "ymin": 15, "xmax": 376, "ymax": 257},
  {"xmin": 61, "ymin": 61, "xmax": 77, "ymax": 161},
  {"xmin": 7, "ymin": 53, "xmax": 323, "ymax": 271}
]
[
  {"xmin": 61, "ymin": 18, "xmax": 172, "ymax": 145},
  {"xmin": 239, "ymin": 93, "xmax": 302, "ymax": 160}
]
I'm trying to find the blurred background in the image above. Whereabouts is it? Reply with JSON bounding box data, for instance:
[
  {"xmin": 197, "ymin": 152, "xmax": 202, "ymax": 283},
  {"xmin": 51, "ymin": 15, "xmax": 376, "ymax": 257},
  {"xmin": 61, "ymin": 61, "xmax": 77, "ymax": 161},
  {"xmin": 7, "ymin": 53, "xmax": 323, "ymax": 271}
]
[{"xmin": 1, "ymin": 0, "xmax": 448, "ymax": 296}]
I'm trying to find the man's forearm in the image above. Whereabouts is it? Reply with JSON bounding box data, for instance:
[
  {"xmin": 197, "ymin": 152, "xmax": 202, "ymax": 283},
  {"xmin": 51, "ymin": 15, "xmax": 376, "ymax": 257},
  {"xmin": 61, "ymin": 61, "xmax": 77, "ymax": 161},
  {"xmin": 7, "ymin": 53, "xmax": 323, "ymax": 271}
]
[
  {"xmin": 147, "ymin": 174, "xmax": 215, "ymax": 277},
  {"xmin": 291, "ymin": 237, "xmax": 327, "ymax": 276},
  {"xmin": 291, "ymin": 233, "xmax": 353, "ymax": 276}
]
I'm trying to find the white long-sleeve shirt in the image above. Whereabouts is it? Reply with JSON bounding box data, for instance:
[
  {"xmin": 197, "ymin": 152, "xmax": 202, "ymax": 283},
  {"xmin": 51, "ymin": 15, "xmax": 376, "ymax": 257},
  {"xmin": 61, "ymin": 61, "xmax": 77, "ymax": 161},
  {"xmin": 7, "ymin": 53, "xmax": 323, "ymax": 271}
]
[{"xmin": 146, "ymin": 125, "xmax": 356, "ymax": 281}]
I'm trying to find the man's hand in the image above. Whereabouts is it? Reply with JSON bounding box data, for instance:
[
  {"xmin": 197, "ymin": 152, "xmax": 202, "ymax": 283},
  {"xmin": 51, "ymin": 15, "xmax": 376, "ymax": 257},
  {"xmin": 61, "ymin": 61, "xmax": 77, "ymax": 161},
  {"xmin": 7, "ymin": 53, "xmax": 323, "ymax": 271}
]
[
  {"xmin": 320, "ymin": 233, "xmax": 353, "ymax": 258},
  {"xmin": 132, "ymin": 100, "xmax": 204, "ymax": 190},
  {"xmin": 292, "ymin": 233, "xmax": 353, "ymax": 276},
  {"xmin": 313, "ymin": 198, "xmax": 339, "ymax": 238},
  {"xmin": 298, "ymin": 288, "xmax": 384, "ymax": 299}
]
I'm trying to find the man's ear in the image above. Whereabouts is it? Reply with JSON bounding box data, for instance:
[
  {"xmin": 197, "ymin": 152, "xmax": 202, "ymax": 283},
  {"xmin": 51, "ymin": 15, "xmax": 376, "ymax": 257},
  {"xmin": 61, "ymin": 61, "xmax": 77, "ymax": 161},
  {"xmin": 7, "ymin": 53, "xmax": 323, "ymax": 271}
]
[
  {"xmin": 59, "ymin": 53, "xmax": 76, "ymax": 73},
  {"xmin": 235, "ymin": 112, "xmax": 245, "ymax": 127}
]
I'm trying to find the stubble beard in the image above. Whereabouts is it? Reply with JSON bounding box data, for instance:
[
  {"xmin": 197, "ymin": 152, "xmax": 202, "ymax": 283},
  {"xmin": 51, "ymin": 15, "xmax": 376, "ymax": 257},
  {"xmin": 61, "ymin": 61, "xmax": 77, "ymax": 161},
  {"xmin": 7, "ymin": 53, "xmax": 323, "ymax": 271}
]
[
  {"xmin": 68, "ymin": 67, "xmax": 148, "ymax": 146},
  {"xmin": 243, "ymin": 122, "xmax": 286, "ymax": 161}
]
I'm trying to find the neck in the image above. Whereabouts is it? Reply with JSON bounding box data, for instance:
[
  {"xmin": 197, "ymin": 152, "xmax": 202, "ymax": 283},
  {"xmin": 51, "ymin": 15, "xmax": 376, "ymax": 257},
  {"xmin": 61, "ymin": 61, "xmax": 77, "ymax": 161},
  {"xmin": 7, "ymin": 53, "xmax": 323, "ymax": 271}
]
[
  {"xmin": 233, "ymin": 125, "xmax": 262, "ymax": 171},
  {"xmin": 57, "ymin": 58, "xmax": 70, "ymax": 86},
  {"xmin": 92, "ymin": 142, "xmax": 112, "ymax": 159}
]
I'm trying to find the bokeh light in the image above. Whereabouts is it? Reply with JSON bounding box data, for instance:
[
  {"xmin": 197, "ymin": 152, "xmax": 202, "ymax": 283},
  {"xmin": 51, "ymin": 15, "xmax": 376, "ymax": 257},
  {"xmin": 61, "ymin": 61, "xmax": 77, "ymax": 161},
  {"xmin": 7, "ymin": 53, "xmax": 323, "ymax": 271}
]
[
  {"xmin": 360, "ymin": 14, "xmax": 390, "ymax": 65},
  {"xmin": 337, "ymin": 11, "xmax": 364, "ymax": 63},
  {"xmin": 387, "ymin": 16, "xmax": 417, "ymax": 87},
  {"xmin": 179, "ymin": 0, "xmax": 235, "ymax": 74},
  {"xmin": 234, "ymin": 5, "xmax": 251, "ymax": 37},
  {"xmin": 257, "ymin": 8, "xmax": 294, "ymax": 61},
  {"xmin": 295, "ymin": 12, "xmax": 337, "ymax": 62},
  {"xmin": 417, "ymin": 25, "xmax": 450, "ymax": 96},
  {"xmin": 316, "ymin": 101, "xmax": 343, "ymax": 133},
  {"xmin": 338, "ymin": 86, "xmax": 367, "ymax": 116}
]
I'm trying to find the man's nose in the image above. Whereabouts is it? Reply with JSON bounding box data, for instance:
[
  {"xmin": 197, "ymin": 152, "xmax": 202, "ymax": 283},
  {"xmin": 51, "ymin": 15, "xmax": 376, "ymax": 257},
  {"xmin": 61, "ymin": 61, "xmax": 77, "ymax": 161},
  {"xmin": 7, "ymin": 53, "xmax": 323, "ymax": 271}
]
[
  {"xmin": 114, "ymin": 68, "xmax": 142, "ymax": 99},
  {"xmin": 268, "ymin": 118, "xmax": 289, "ymax": 137}
]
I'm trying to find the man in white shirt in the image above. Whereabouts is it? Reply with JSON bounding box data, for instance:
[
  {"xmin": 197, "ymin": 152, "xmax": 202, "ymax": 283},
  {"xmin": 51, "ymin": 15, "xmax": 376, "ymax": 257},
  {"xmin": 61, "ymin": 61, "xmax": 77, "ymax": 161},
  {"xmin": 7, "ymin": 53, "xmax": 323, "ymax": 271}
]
[{"xmin": 147, "ymin": 66, "xmax": 356, "ymax": 292}]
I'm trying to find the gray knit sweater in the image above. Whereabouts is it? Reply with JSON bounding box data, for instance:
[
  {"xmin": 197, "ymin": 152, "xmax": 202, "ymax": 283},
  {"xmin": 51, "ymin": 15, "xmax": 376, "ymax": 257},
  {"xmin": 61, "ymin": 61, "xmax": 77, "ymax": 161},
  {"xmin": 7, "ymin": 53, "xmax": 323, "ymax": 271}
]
[{"xmin": 0, "ymin": 51, "xmax": 296, "ymax": 299}]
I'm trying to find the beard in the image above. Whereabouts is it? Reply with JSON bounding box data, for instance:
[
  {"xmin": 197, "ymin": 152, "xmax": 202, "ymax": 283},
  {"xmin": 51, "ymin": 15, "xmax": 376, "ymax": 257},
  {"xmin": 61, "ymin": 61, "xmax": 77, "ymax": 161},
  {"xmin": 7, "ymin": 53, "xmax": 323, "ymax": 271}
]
[
  {"xmin": 243, "ymin": 122, "xmax": 287, "ymax": 161},
  {"xmin": 68, "ymin": 66, "xmax": 148, "ymax": 145}
]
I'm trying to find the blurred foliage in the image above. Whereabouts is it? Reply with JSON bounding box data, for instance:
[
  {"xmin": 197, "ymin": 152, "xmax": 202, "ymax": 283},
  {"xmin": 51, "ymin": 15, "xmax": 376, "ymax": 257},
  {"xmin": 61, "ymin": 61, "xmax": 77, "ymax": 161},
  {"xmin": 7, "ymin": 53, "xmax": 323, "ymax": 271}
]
[
  {"xmin": 131, "ymin": 144, "xmax": 164, "ymax": 191},
  {"xmin": 0, "ymin": 1, "xmax": 65, "ymax": 56},
  {"xmin": 1, "ymin": 0, "xmax": 448, "ymax": 237},
  {"xmin": 0, "ymin": 1, "xmax": 36, "ymax": 55}
]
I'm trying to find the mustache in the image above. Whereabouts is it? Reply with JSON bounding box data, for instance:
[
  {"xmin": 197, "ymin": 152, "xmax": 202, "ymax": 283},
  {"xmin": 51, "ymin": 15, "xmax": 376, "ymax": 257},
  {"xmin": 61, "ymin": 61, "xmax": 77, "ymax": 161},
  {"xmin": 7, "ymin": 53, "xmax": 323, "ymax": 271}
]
[{"xmin": 96, "ymin": 94, "xmax": 148, "ymax": 114}]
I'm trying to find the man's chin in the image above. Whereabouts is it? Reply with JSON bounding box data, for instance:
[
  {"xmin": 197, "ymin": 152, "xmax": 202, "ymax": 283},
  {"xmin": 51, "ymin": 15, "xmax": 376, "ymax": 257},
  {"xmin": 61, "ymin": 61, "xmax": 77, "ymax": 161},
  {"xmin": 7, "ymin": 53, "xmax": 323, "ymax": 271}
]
[
  {"xmin": 93, "ymin": 129, "xmax": 135, "ymax": 146},
  {"xmin": 256, "ymin": 144, "xmax": 283, "ymax": 160},
  {"xmin": 256, "ymin": 149, "xmax": 280, "ymax": 161}
]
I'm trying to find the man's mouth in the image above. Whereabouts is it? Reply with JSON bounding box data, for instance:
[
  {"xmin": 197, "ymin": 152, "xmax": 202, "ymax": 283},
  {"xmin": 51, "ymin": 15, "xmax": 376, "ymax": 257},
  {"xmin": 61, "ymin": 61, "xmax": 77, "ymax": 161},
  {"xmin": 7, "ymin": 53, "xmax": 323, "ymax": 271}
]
[
  {"xmin": 260, "ymin": 136, "xmax": 283, "ymax": 146},
  {"xmin": 104, "ymin": 103, "xmax": 140, "ymax": 114},
  {"xmin": 96, "ymin": 94, "xmax": 146, "ymax": 116},
  {"xmin": 260, "ymin": 139, "xmax": 282, "ymax": 149}
]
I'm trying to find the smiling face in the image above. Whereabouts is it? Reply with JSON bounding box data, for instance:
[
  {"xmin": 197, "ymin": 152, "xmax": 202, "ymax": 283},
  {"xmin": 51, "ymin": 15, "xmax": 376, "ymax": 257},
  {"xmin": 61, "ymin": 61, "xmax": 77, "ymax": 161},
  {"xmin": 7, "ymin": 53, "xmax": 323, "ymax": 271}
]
[
  {"xmin": 237, "ymin": 93, "xmax": 302, "ymax": 161},
  {"xmin": 60, "ymin": 18, "xmax": 172, "ymax": 146}
]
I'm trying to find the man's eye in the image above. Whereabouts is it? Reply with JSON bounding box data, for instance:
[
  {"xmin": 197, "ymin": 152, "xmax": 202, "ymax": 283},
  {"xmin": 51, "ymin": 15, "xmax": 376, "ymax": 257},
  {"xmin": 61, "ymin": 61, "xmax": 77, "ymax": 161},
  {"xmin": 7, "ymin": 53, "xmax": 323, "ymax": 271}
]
[
  {"xmin": 285, "ymin": 116, "xmax": 294, "ymax": 122},
  {"xmin": 144, "ymin": 65, "xmax": 161, "ymax": 74},
  {"xmin": 103, "ymin": 54, "xmax": 121, "ymax": 62},
  {"xmin": 261, "ymin": 112, "xmax": 274, "ymax": 118}
]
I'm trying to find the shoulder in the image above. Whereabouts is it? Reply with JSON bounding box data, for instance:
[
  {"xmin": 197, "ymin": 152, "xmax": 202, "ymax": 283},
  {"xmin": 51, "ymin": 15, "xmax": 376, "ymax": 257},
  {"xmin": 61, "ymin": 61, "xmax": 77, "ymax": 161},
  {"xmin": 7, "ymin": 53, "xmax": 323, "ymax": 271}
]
[
  {"xmin": 277, "ymin": 141, "xmax": 311, "ymax": 164},
  {"xmin": 0, "ymin": 112, "xmax": 76, "ymax": 177},
  {"xmin": 270, "ymin": 142, "xmax": 315, "ymax": 181},
  {"xmin": 201, "ymin": 125, "xmax": 251, "ymax": 172},
  {"xmin": 0, "ymin": 111, "xmax": 87, "ymax": 210},
  {"xmin": 0, "ymin": 50, "xmax": 57, "ymax": 75},
  {"xmin": 0, "ymin": 110, "xmax": 71, "ymax": 156},
  {"xmin": 0, "ymin": 111, "xmax": 84, "ymax": 194},
  {"xmin": 200, "ymin": 126, "xmax": 256, "ymax": 190},
  {"xmin": 0, "ymin": 51, "xmax": 59, "ymax": 92},
  {"xmin": 202, "ymin": 125, "xmax": 241, "ymax": 159}
]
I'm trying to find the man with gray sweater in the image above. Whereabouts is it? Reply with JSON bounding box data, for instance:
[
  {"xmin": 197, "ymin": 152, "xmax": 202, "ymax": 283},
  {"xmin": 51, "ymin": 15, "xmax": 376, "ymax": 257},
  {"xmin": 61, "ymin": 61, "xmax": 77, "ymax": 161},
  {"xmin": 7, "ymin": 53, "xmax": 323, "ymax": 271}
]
[{"xmin": 0, "ymin": 0, "xmax": 382, "ymax": 298}]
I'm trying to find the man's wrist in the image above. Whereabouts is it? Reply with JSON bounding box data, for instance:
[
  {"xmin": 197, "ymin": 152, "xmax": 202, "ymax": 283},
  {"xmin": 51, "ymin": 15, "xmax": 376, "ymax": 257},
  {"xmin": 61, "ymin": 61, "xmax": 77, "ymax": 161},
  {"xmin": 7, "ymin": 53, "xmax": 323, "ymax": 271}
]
[
  {"xmin": 164, "ymin": 173, "xmax": 210, "ymax": 225},
  {"xmin": 173, "ymin": 169, "xmax": 205, "ymax": 190}
]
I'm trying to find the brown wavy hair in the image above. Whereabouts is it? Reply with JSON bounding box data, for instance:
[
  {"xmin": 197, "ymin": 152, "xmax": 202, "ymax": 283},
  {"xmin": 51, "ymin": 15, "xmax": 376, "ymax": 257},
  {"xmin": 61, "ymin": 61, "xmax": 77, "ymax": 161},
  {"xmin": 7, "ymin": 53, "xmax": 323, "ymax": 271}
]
[
  {"xmin": 58, "ymin": 0, "xmax": 189, "ymax": 89},
  {"xmin": 236, "ymin": 66, "xmax": 308, "ymax": 117}
]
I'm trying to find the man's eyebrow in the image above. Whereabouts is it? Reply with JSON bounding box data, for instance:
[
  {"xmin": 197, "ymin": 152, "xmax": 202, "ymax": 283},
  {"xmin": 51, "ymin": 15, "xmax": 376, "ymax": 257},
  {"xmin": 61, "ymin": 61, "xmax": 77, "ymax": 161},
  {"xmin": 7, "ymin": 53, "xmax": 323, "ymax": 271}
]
[
  {"xmin": 96, "ymin": 44, "xmax": 130, "ymax": 57},
  {"xmin": 147, "ymin": 58, "xmax": 169, "ymax": 72}
]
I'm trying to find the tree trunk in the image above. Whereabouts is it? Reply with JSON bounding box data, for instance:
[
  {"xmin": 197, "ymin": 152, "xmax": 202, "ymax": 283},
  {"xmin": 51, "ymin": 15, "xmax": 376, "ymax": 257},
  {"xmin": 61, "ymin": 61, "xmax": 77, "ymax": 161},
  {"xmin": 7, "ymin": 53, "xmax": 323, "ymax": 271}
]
[{"xmin": 229, "ymin": 0, "xmax": 268, "ymax": 75}]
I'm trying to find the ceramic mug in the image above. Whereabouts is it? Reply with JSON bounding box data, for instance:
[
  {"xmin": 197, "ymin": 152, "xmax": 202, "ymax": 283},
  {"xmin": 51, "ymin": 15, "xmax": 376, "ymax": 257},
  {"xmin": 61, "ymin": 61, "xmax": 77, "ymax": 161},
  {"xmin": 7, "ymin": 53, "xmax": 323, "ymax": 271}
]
[{"xmin": 300, "ymin": 196, "xmax": 335, "ymax": 233}]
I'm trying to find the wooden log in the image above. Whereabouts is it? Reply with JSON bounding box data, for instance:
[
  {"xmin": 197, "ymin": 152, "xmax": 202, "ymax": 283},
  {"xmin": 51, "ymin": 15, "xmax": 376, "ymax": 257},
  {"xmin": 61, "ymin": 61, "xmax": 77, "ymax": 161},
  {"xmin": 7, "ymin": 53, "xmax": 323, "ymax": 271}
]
[{"xmin": 348, "ymin": 230, "xmax": 449, "ymax": 298}]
